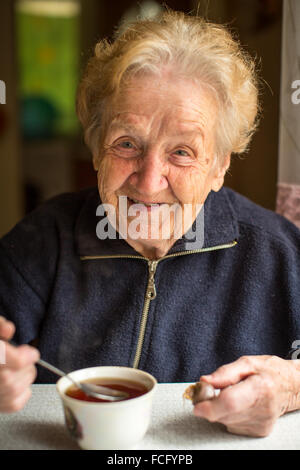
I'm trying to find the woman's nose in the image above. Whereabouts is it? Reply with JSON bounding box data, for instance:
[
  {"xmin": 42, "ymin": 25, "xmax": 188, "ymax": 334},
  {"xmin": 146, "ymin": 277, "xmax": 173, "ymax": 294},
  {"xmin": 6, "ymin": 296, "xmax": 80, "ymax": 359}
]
[{"xmin": 129, "ymin": 152, "xmax": 168, "ymax": 196}]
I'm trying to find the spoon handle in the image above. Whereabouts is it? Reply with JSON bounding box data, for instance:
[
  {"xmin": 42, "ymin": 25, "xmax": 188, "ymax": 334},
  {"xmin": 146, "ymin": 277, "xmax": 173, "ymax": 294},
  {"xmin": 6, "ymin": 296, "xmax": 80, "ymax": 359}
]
[
  {"xmin": 36, "ymin": 358, "xmax": 66, "ymax": 379},
  {"xmin": 36, "ymin": 357, "xmax": 83, "ymax": 391},
  {"xmin": 6, "ymin": 339, "xmax": 68, "ymax": 379}
]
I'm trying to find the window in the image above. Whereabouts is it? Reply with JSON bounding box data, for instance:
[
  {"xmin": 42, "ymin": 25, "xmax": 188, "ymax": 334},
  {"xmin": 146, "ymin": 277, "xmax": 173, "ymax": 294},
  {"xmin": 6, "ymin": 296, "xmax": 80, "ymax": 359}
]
[{"xmin": 16, "ymin": 0, "xmax": 80, "ymax": 139}]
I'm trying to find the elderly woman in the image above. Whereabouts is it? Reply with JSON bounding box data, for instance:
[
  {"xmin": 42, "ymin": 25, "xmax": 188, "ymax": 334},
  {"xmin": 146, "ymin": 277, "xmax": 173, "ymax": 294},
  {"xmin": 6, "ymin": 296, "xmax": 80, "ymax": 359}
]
[{"xmin": 0, "ymin": 11, "xmax": 300, "ymax": 438}]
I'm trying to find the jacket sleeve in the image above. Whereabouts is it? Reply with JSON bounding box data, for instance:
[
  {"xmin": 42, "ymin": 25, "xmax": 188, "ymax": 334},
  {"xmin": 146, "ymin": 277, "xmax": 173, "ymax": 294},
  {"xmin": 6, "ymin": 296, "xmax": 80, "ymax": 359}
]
[{"xmin": 0, "ymin": 205, "xmax": 59, "ymax": 345}]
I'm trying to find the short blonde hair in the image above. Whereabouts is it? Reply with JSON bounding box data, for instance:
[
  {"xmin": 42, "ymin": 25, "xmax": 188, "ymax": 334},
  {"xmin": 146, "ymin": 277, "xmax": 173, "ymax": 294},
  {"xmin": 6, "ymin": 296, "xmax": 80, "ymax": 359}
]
[{"xmin": 76, "ymin": 10, "xmax": 260, "ymax": 163}]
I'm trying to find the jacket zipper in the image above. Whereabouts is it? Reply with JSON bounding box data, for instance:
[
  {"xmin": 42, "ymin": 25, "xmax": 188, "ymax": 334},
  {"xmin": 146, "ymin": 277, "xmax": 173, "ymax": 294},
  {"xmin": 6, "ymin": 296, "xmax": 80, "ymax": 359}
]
[
  {"xmin": 80, "ymin": 240, "xmax": 237, "ymax": 369},
  {"xmin": 132, "ymin": 260, "xmax": 158, "ymax": 368}
]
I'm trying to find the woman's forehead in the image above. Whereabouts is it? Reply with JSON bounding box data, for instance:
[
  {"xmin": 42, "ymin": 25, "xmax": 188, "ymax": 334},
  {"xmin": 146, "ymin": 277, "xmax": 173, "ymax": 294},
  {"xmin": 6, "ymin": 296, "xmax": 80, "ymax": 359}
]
[
  {"xmin": 107, "ymin": 77, "xmax": 217, "ymax": 136},
  {"xmin": 108, "ymin": 112, "xmax": 207, "ymax": 141},
  {"xmin": 114, "ymin": 74, "xmax": 215, "ymax": 109}
]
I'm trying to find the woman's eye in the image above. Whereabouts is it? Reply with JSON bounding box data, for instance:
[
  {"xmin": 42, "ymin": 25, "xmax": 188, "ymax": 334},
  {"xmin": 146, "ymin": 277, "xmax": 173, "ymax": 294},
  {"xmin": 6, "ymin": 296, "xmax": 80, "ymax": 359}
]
[
  {"xmin": 111, "ymin": 139, "xmax": 139, "ymax": 157},
  {"xmin": 170, "ymin": 148, "xmax": 196, "ymax": 166},
  {"xmin": 119, "ymin": 141, "xmax": 134, "ymax": 149},
  {"xmin": 173, "ymin": 149, "xmax": 190, "ymax": 157},
  {"xmin": 115, "ymin": 140, "xmax": 138, "ymax": 154}
]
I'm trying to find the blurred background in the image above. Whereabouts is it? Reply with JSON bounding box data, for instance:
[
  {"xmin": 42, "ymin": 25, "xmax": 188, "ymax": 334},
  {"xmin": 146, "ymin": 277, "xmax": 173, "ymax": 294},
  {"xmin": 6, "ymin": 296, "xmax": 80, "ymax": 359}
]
[{"xmin": 0, "ymin": 0, "xmax": 286, "ymax": 236}]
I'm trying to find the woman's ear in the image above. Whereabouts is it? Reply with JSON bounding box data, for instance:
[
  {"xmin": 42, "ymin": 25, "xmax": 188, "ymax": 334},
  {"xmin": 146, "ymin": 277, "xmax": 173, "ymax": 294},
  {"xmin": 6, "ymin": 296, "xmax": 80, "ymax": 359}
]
[{"xmin": 211, "ymin": 153, "xmax": 231, "ymax": 192}]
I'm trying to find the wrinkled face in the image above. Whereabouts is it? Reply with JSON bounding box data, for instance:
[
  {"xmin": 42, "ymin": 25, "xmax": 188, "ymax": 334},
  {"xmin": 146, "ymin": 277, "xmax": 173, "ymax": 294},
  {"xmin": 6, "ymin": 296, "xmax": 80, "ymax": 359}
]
[{"xmin": 94, "ymin": 73, "xmax": 230, "ymax": 257}]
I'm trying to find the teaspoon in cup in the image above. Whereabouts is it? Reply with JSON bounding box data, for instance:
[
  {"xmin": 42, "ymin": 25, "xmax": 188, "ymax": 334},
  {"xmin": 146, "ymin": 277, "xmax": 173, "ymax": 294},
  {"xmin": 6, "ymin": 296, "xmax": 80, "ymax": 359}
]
[{"xmin": 5, "ymin": 340, "xmax": 129, "ymax": 401}]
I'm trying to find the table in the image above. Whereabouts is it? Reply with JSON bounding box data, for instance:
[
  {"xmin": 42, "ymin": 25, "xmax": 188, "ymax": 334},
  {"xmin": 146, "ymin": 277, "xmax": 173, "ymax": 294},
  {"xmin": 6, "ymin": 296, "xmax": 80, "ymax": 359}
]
[{"xmin": 0, "ymin": 383, "xmax": 300, "ymax": 450}]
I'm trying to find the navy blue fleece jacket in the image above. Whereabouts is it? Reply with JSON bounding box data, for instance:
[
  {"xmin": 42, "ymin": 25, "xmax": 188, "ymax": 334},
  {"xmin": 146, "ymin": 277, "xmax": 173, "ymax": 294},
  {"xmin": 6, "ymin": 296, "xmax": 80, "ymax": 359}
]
[{"xmin": 0, "ymin": 186, "xmax": 299, "ymax": 383}]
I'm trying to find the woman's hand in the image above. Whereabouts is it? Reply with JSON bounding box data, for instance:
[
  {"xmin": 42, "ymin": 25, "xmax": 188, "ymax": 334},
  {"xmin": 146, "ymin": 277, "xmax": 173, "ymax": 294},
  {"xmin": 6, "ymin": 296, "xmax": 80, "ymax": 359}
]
[
  {"xmin": 0, "ymin": 316, "xmax": 40, "ymax": 413},
  {"xmin": 193, "ymin": 355, "xmax": 300, "ymax": 437}
]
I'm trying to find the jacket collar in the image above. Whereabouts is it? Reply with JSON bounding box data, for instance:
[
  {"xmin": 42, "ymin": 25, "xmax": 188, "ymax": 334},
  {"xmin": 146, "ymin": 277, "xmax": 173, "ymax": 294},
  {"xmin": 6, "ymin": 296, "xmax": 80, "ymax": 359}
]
[{"xmin": 75, "ymin": 187, "xmax": 239, "ymax": 258}]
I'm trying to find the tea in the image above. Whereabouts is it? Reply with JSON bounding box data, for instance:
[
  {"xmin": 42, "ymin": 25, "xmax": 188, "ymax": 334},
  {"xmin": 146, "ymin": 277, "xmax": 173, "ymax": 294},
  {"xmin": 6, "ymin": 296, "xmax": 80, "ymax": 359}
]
[{"xmin": 65, "ymin": 377, "xmax": 148, "ymax": 403}]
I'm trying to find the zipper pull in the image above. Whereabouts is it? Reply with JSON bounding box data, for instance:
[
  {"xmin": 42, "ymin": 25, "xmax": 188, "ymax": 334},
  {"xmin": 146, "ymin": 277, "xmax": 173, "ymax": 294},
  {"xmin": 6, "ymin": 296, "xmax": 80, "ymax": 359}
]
[{"xmin": 147, "ymin": 260, "xmax": 158, "ymax": 300}]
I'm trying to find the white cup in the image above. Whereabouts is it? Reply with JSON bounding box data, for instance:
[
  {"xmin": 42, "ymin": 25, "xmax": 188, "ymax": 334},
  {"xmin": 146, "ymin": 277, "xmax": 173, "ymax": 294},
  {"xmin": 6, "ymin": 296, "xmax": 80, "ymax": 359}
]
[{"xmin": 56, "ymin": 366, "xmax": 157, "ymax": 450}]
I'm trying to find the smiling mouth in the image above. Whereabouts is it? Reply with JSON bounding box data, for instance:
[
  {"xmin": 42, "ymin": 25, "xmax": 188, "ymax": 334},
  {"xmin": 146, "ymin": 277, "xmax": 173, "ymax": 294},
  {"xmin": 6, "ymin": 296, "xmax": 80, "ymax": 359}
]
[{"xmin": 127, "ymin": 197, "xmax": 164, "ymax": 207}]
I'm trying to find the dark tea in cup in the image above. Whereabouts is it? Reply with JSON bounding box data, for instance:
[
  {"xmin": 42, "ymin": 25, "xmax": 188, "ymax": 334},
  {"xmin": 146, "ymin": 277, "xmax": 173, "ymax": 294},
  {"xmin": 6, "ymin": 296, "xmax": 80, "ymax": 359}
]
[{"xmin": 65, "ymin": 377, "xmax": 148, "ymax": 403}]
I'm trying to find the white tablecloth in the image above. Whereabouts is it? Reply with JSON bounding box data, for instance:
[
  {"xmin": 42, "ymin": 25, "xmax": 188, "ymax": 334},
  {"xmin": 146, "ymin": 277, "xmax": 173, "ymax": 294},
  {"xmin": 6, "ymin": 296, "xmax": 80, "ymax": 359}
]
[{"xmin": 0, "ymin": 383, "xmax": 300, "ymax": 450}]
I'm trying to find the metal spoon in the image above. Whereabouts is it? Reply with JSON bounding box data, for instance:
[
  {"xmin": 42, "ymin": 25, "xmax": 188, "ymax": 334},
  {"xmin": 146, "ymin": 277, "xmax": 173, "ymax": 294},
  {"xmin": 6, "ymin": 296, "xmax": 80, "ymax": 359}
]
[
  {"xmin": 6, "ymin": 340, "xmax": 129, "ymax": 401},
  {"xmin": 37, "ymin": 357, "xmax": 129, "ymax": 401}
]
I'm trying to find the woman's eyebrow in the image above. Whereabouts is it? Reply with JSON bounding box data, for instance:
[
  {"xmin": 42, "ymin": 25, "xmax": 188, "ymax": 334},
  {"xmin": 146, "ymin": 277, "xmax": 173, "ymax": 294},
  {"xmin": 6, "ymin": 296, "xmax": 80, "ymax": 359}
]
[
  {"xmin": 109, "ymin": 118, "xmax": 141, "ymax": 134},
  {"xmin": 110, "ymin": 122, "xmax": 204, "ymax": 137},
  {"xmin": 108, "ymin": 116, "xmax": 206, "ymax": 146}
]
